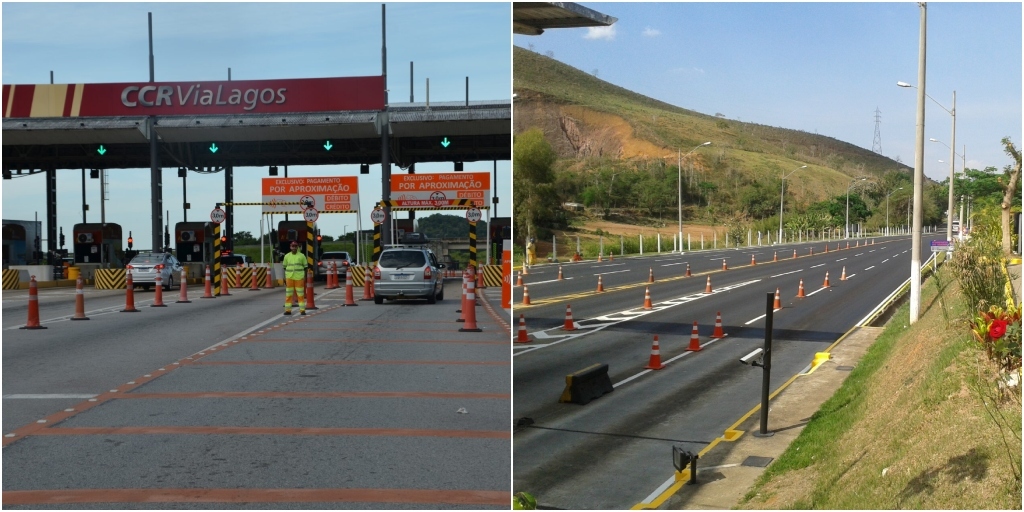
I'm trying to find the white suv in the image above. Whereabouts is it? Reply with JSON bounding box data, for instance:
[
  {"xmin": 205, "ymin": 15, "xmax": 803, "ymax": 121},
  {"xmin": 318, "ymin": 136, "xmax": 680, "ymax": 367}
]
[{"xmin": 373, "ymin": 246, "xmax": 445, "ymax": 304}]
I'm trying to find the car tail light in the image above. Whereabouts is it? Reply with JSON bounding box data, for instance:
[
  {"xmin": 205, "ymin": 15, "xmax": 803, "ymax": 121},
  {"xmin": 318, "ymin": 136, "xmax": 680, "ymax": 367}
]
[
  {"xmin": 373, "ymin": 267, "xmax": 381, "ymax": 280},
  {"xmin": 423, "ymin": 267, "xmax": 432, "ymax": 280},
  {"xmin": 318, "ymin": 261, "xmax": 323, "ymax": 267},
  {"xmin": 126, "ymin": 265, "xmax": 133, "ymax": 270},
  {"xmin": 155, "ymin": 264, "xmax": 164, "ymax": 270}
]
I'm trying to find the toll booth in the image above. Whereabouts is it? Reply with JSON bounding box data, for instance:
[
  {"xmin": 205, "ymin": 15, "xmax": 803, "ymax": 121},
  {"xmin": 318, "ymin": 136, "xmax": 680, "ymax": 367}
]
[
  {"xmin": 175, "ymin": 222, "xmax": 217, "ymax": 264},
  {"xmin": 73, "ymin": 223, "xmax": 123, "ymax": 267},
  {"xmin": 277, "ymin": 220, "xmax": 321, "ymax": 278},
  {"xmin": 2, "ymin": 223, "xmax": 27, "ymax": 268}
]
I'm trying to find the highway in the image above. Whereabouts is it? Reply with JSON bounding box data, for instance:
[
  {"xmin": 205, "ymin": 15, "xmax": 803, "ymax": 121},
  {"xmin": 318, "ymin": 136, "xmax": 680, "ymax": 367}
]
[
  {"xmin": 3, "ymin": 278, "xmax": 511, "ymax": 508},
  {"xmin": 512, "ymin": 234, "xmax": 943, "ymax": 509}
]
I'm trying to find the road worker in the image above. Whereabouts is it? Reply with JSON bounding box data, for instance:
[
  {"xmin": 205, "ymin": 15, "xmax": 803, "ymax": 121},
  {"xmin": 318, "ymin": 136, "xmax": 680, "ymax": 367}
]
[
  {"xmin": 282, "ymin": 241, "xmax": 308, "ymax": 315},
  {"xmin": 526, "ymin": 238, "xmax": 536, "ymax": 267}
]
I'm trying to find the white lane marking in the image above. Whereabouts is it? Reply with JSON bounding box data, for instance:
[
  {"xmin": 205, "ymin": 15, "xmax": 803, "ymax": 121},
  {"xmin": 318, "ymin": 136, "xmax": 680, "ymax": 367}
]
[
  {"xmin": 642, "ymin": 475, "xmax": 678, "ymax": 505},
  {"xmin": 745, "ymin": 314, "xmax": 767, "ymax": 325},
  {"xmin": 882, "ymin": 259, "xmax": 889, "ymax": 263},
  {"xmin": 807, "ymin": 286, "xmax": 828, "ymax": 297},
  {"xmin": 810, "ymin": 263, "xmax": 825, "ymax": 268},
  {"xmin": 617, "ymin": 338, "xmax": 727, "ymax": 387},
  {"xmin": 522, "ymin": 277, "xmax": 574, "ymax": 286},
  {"xmin": 835, "ymin": 258, "xmax": 847, "ymax": 262},
  {"xmin": 846, "ymin": 274, "xmax": 857, "ymax": 279},
  {"xmin": 865, "ymin": 266, "xmax": 875, "ymax": 270},
  {"xmin": 594, "ymin": 269, "xmax": 631, "ymax": 276},
  {"xmin": 590, "ymin": 263, "xmax": 625, "ymax": 268},
  {"xmin": 514, "ymin": 279, "xmax": 761, "ymax": 357},
  {"xmin": 855, "ymin": 253, "xmax": 864, "ymax": 256},
  {"xmin": 200, "ymin": 310, "xmax": 306, "ymax": 353},
  {"xmin": 3, "ymin": 394, "xmax": 97, "ymax": 399},
  {"xmin": 661, "ymin": 262, "xmax": 688, "ymax": 267},
  {"xmin": 513, "ymin": 343, "xmax": 554, "ymax": 349},
  {"xmin": 869, "ymin": 250, "xmax": 876, "ymax": 253},
  {"xmin": 770, "ymin": 269, "xmax": 802, "ymax": 278}
]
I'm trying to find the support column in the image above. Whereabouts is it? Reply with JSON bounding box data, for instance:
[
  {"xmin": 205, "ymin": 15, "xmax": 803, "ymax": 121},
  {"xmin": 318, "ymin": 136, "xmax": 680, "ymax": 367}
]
[
  {"xmin": 225, "ymin": 166, "xmax": 234, "ymax": 251},
  {"xmin": 149, "ymin": 116, "xmax": 163, "ymax": 252},
  {"xmin": 46, "ymin": 169, "xmax": 57, "ymax": 259}
]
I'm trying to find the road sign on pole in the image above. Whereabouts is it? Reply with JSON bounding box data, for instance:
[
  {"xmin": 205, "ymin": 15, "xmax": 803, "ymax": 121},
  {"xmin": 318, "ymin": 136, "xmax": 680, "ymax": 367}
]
[
  {"xmin": 370, "ymin": 208, "xmax": 386, "ymax": 225},
  {"xmin": 303, "ymin": 207, "xmax": 319, "ymax": 223},
  {"xmin": 210, "ymin": 207, "xmax": 226, "ymax": 224},
  {"xmin": 466, "ymin": 207, "xmax": 482, "ymax": 223}
]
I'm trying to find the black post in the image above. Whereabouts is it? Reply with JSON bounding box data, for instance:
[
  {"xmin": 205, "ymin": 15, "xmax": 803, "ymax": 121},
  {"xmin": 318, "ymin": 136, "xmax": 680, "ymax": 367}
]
[
  {"xmin": 754, "ymin": 292, "xmax": 775, "ymax": 437},
  {"xmin": 284, "ymin": 165, "xmax": 288, "ymax": 222},
  {"xmin": 148, "ymin": 12, "xmax": 162, "ymax": 252},
  {"xmin": 81, "ymin": 169, "xmax": 87, "ymax": 223},
  {"xmin": 182, "ymin": 171, "xmax": 188, "ymax": 222},
  {"xmin": 46, "ymin": 169, "xmax": 57, "ymax": 260},
  {"xmin": 225, "ymin": 167, "xmax": 234, "ymax": 251},
  {"xmin": 380, "ymin": 3, "xmax": 392, "ymax": 246}
]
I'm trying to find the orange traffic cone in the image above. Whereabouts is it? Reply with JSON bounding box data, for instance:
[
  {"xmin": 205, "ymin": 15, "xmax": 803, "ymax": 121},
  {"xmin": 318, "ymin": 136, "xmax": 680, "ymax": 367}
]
[
  {"xmin": 516, "ymin": 272, "xmax": 523, "ymax": 287},
  {"xmin": 824, "ymin": 244, "xmax": 829, "ymax": 253},
  {"xmin": 841, "ymin": 266, "xmax": 847, "ymax": 281},
  {"xmin": 793, "ymin": 249, "xmax": 798, "ymax": 259},
  {"xmin": 711, "ymin": 312, "xmax": 726, "ymax": 339},
  {"xmin": 303, "ymin": 271, "xmax": 317, "ymax": 310},
  {"xmin": 596, "ymin": 275, "xmax": 604, "ymax": 293},
  {"xmin": 562, "ymin": 304, "xmax": 576, "ymax": 331},
  {"xmin": 797, "ymin": 279, "xmax": 806, "ymax": 298},
  {"xmin": 648, "ymin": 267, "xmax": 655, "ymax": 283},
  {"xmin": 685, "ymin": 263, "xmax": 692, "ymax": 277},
  {"xmin": 220, "ymin": 267, "xmax": 231, "ymax": 296},
  {"xmin": 457, "ymin": 271, "xmax": 468, "ymax": 322},
  {"xmin": 823, "ymin": 271, "xmax": 831, "ymax": 288},
  {"xmin": 704, "ymin": 275, "xmax": 713, "ymax": 294},
  {"xmin": 773, "ymin": 251, "xmax": 778, "ymax": 262},
  {"xmin": 610, "ymin": 253, "xmax": 614, "ymax": 261},
  {"xmin": 837, "ymin": 243, "xmax": 841, "ymax": 251},
  {"xmin": 809, "ymin": 247, "xmax": 814, "ymax": 256},
  {"xmin": 177, "ymin": 268, "xmax": 191, "ymax": 303},
  {"xmin": 522, "ymin": 264, "xmax": 529, "ymax": 275},
  {"xmin": 645, "ymin": 335, "xmax": 664, "ymax": 370},
  {"xmin": 121, "ymin": 271, "xmax": 140, "ymax": 312},
  {"xmin": 687, "ymin": 322, "xmax": 702, "ymax": 351},
  {"xmin": 71, "ymin": 275, "xmax": 90, "ymax": 320},
  {"xmin": 151, "ymin": 274, "xmax": 167, "ymax": 307},
  {"xmin": 558, "ymin": 266, "xmax": 564, "ymax": 281},
  {"xmin": 722, "ymin": 259, "xmax": 728, "ymax": 271},
  {"xmin": 774, "ymin": 288, "xmax": 782, "ymax": 310},
  {"xmin": 856, "ymin": 240, "xmax": 860, "ymax": 248},
  {"xmin": 871, "ymin": 239, "xmax": 875, "ymax": 245},
  {"xmin": 846, "ymin": 241, "xmax": 850, "ymax": 250},
  {"xmin": 751, "ymin": 254, "xmax": 757, "ymax": 266},
  {"xmin": 361, "ymin": 266, "xmax": 374, "ymax": 301},
  {"xmin": 477, "ymin": 267, "xmax": 485, "ymax": 289},
  {"xmin": 249, "ymin": 266, "xmax": 262, "ymax": 291},
  {"xmin": 642, "ymin": 286, "xmax": 653, "ymax": 310},
  {"xmin": 459, "ymin": 273, "xmax": 482, "ymax": 332},
  {"xmin": 522, "ymin": 285, "xmax": 532, "ymax": 305},
  {"xmin": 265, "ymin": 265, "xmax": 275, "ymax": 289},
  {"xmin": 20, "ymin": 276, "xmax": 47, "ymax": 329},
  {"xmin": 325, "ymin": 263, "xmax": 337, "ymax": 290},
  {"xmin": 342, "ymin": 268, "xmax": 357, "ymax": 307},
  {"xmin": 516, "ymin": 314, "xmax": 530, "ymax": 343},
  {"xmin": 598, "ymin": 253, "xmax": 603, "ymax": 262},
  {"xmin": 201, "ymin": 265, "xmax": 215, "ymax": 299}
]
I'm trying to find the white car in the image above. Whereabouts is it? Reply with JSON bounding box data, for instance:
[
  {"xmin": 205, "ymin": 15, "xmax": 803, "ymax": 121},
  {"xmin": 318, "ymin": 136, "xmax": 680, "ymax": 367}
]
[{"xmin": 127, "ymin": 252, "xmax": 183, "ymax": 291}]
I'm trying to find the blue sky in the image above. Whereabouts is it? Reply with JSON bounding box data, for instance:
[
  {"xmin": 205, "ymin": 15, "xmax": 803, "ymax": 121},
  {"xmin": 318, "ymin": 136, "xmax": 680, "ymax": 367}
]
[
  {"xmin": 2, "ymin": 1, "xmax": 511, "ymax": 252},
  {"xmin": 514, "ymin": 1, "xmax": 1021, "ymax": 182}
]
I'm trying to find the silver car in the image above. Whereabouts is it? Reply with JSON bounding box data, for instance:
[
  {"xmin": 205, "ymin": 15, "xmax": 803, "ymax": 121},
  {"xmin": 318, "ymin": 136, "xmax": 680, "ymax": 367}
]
[
  {"xmin": 127, "ymin": 252, "xmax": 183, "ymax": 291},
  {"xmin": 373, "ymin": 246, "xmax": 445, "ymax": 304}
]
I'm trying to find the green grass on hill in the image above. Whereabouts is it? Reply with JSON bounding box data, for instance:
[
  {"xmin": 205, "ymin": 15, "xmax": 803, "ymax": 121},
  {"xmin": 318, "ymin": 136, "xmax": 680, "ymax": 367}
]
[{"xmin": 739, "ymin": 265, "xmax": 1022, "ymax": 509}]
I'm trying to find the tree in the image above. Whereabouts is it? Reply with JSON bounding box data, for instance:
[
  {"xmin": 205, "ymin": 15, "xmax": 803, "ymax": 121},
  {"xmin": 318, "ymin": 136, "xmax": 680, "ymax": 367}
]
[
  {"xmin": 233, "ymin": 230, "xmax": 257, "ymax": 245},
  {"xmin": 513, "ymin": 128, "xmax": 559, "ymax": 241},
  {"xmin": 1000, "ymin": 137, "xmax": 1022, "ymax": 256}
]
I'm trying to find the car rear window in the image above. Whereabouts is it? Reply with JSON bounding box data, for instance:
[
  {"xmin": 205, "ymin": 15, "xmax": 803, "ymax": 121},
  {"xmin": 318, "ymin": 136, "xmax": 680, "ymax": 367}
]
[
  {"xmin": 379, "ymin": 251, "xmax": 426, "ymax": 268},
  {"xmin": 322, "ymin": 252, "xmax": 350, "ymax": 260},
  {"xmin": 131, "ymin": 255, "xmax": 163, "ymax": 264}
]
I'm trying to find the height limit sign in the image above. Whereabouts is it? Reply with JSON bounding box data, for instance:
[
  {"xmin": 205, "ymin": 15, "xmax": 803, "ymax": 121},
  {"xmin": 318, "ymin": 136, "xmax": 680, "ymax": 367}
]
[
  {"xmin": 466, "ymin": 207, "xmax": 482, "ymax": 224},
  {"xmin": 303, "ymin": 207, "xmax": 319, "ymax": 223}
]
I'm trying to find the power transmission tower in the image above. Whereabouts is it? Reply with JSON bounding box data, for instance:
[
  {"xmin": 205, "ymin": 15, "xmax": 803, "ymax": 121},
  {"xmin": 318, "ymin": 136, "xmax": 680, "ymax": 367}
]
[{"xmin": 872, "ymin": 107, "xmax": 883, "ymax": 154}]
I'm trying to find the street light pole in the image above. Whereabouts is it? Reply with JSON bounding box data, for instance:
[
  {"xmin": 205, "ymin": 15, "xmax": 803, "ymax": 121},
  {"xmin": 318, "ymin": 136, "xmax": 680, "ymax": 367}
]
[
  {"xmin": 678, "ymin": 142, "xmax": 711, "ymax": 252},
  {"xmin": 779, "ymin": 165, "xmax": 807, "ymax": 243},
  {"xmin": 886, "ymin": 187, "xmax": 903, "ymax": 236},
  {"xmin": 910, "ymin": 2, "xmax": 927, "ymax": 324},
  {"xmin": 845, "ymin": 177, "xmax": 867, "ymax": 239}
]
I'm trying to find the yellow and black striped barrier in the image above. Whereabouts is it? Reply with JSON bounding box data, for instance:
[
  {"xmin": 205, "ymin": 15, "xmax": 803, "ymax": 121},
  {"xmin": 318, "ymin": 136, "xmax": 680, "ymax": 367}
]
[
  {"xmin": 2, "ymin": 269, "xmax": 20, "ymax": 290},
  {"xmin": 95, "ymin": 269, "xmax": 127, "ymax": 289},
  {"xmin": 482, "ymin": 265, "xmax": 503, "ymax": 287},
  {"xmin": 225, "ymin": 267, "xmax": 268, "ymax": 287}
]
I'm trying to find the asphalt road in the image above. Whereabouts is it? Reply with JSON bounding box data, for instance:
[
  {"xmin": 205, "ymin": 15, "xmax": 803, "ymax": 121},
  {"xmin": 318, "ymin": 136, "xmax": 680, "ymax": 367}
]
[
  {"xmin": 512, "ymin": 234, "xmax": 944, "ymax": 509},
  {"xmin": 3, "ymin": 278, "xmax": 511, "ymax": 509}
]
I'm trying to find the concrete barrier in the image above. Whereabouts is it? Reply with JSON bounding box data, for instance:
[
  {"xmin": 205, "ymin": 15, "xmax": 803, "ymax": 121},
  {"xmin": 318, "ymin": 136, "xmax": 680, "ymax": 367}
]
[{"xmin": 559, "ymin": 363, "xmax": 614, "ymax": 405}]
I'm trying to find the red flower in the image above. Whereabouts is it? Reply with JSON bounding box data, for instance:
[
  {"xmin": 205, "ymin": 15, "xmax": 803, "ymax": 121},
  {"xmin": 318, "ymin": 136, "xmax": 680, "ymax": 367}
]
[{"xmin": 989, "ymin": 319, "xmax": 1008, "ymax": 339}]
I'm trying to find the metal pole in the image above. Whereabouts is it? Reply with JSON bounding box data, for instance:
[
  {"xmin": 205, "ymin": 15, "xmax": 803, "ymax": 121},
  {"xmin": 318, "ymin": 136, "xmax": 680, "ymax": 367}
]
[
  {"xmin": 380, "ymin": 3, "xmax": 392, "ymax": 245},
  {"xmin": 148, "ymin": 12, "xmax": 163, "ymax": 252},
  {"xmin": 910, "ymin": 2, "xmax": 927, "ymax": 324},
  {"xmin": 678, "ymin": 148, "xmax": 682, "ymax": 253},
  {"xmin": 779, "ymin": 176, "xmax": 785, "ymax": 242},
  {"xmin": 946, "ymin": 90, "xmax": 956, "ymax": 242},
  {"xmin": 182, "ymin": 171, "xmax": 188, "ymax": 222},
  {"xmin": 755, "ymin": 292, "xmax": 774, "ymax": 437},
  {"xmin": 81, "ymin": 169, "xmax": 87, "ymax": 223}
]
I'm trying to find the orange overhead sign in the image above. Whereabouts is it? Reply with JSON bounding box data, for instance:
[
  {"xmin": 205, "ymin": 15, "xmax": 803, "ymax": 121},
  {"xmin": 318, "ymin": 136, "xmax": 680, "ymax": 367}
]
[
  {"xmin": 390, "ymin": 172, "xmax": 490, "ymax": 208},
  {"xmin": 261, "ymin": 176, "xmax": 360, "ymax": 213}
]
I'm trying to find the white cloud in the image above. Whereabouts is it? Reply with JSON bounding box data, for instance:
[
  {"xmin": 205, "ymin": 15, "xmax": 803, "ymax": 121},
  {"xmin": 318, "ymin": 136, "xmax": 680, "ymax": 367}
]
[
  {"xmin": 643, "ymin": 27, "xmax": 661, "ymax": 37},
  {"xmin": 584, "ymin": 25, "xmax": 616, "ymax": 41}
]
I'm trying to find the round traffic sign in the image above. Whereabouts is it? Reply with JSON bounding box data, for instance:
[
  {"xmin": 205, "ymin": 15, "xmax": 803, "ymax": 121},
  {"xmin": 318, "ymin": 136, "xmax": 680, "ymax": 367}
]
[
  {"xmin": 210, "ymin": 207, "xmax": 226, "ymax": 224},
  {"xmin": 370, "ymin": 208, "xmax": 386, "ymax": 224},
  {"xmin": 303, "ymin": 207, "xmax": 319, "ymax": 223},
  {"xmin": 466, "ymin": 207, "xmax": 482, "ymax": 223},
  {"xmin": 299, "ymin": 195, "xmax": 315, "ymax": 210}
]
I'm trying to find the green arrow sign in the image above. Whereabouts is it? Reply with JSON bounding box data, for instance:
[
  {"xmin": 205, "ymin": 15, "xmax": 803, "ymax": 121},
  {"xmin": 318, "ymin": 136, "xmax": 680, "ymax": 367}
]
[
  {"xmin": 324, "ymin": 140, "xmax": 333, "ymax": 151},
  {"xmin": 97, "ymin": 145, "xmax": 107, "ymax": 155},
  {"xmin": 209, "ymin": 143, "xmax": 219, "ymax": 153},
  {"xmin": 441, "ymin": 137, "xmax": 451, "ymax": 148}
]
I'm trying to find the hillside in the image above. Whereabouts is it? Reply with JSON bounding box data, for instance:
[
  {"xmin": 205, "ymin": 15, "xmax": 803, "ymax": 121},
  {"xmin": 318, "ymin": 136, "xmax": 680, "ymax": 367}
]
[{"xmin": 513, "ymin": 46, "xmax": 925, "ymax": 232}]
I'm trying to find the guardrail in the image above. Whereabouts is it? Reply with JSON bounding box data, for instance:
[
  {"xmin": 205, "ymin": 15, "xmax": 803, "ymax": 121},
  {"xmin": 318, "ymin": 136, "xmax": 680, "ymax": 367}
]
[{"xmin": 857, "ymin": 251, "xmax": 941, "ymax": 327}]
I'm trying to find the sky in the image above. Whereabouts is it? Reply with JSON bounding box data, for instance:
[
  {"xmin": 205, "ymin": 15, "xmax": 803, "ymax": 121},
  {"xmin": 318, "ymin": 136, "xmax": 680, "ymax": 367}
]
[
  {"xmin": 1, "ymin": 1, "xmax": 512, "ymax": 252},
  {"xmin": 513, "ymin": 1, "xmax": 1022, "ymax": 182}
]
